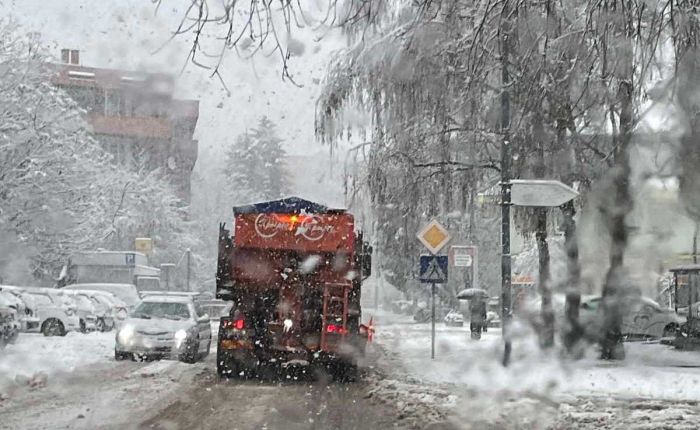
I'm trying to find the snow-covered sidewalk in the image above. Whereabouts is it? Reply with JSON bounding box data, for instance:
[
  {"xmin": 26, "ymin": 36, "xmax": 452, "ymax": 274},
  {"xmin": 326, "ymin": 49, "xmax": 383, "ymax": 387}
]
[
  {"xmin": 371, "ymin": 308, "xmax": 700, "ymax": 401},
  {"xmin": 368, "ymin": 308, "xmax": 700, "ymax": 429}
]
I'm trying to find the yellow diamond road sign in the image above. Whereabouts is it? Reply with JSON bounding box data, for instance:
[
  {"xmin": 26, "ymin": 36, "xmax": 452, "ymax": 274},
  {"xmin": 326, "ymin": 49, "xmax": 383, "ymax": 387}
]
[{"xmin": 417, "ymin": 220, "xmax": 451, "ymax": 254}]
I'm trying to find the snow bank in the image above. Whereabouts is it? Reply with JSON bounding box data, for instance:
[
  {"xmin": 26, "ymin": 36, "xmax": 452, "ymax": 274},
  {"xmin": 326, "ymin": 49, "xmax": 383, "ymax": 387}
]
[
  {"xmin": 372, "ymin": 309, "xmax": 700, "ymax": 402},
  {"xmin": 0, "ymin": 331, "xmax": 113, "ymax": 390}
]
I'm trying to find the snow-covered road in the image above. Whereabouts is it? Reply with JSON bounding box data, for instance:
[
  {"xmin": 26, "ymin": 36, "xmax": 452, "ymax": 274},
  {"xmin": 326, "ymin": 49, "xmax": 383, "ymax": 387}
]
[
  {"xmin": 0, "ymin": 328, "xmax": 448, "ymax": 430},
  {"xmin": 0, "ymin": 332, "xmax": 209, "ymax": 429}
]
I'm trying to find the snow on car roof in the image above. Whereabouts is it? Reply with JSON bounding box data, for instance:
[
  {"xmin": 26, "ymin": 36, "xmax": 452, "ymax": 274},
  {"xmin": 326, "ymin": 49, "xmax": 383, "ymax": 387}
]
[
  {"xmin": 65, "ymin": 283, "xmax": 136, "ymax": 289},
  {"xmin": 140, "ymin": 295, "xmax": 194, "ymax": 304}
]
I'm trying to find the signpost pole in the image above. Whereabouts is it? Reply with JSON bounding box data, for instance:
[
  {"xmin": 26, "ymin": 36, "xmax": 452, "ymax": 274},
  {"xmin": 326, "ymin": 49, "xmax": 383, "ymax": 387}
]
[
  {"xmin": 431, "ymin": 282, "xmax": 436, "ymax": 359},
  {"xmin": 186, "ymin": 248, "xmax": 191, "ymax": 291},
  {"xmin": 500, "ymin": 17, "xmax": 513, "ymax": 366}
]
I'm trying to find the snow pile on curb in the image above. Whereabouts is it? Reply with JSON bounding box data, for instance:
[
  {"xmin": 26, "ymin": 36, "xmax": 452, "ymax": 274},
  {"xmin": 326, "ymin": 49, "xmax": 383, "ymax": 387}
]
[
  {"xmin": 0, "ymin": 331, "xmax": 113, "ymax": 392},
  {"xmin": 365, "ymin": 371, "xmax": 457, "ymax": 427}
]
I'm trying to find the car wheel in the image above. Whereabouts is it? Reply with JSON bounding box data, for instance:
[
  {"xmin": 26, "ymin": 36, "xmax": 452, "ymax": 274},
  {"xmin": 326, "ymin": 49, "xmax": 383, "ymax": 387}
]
[
  {"xmin": 663, "ymin": 324, "xmax": 678, "ymax": 338},
  {"xmin": 114, "ymin": 349, "xmax": 131, "ymax": 361},
  {"xmin": 179, "ymin": 338, "xmax": 198, "ymax": 364},
  {"xmin": 41, "ymin": 319, "xmax": 66, "ymax": 337},
  {"xmin": 79, "ymin": 319, "xmax": 87, "ymax": 333},
  {"xmin": 96, "ymin": 318, "xmax": 106, "ymax": 332}
]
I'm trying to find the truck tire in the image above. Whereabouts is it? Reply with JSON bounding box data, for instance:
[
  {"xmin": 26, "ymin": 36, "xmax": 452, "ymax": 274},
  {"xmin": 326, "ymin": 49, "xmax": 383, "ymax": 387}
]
[
  {"xmin": 42, "ymin": 319, "xmax": 66, "ymax": 337},
  {"xmin": 338, "ymin": 362, "xmax": 358, "ymax": 382},
  {"xmin": 216, "ymin": 350, "xmax": 238, "ymax": 378},
  {"xmin": 324, "ymin": 358, "xmax": 358, "ymax": 383}
]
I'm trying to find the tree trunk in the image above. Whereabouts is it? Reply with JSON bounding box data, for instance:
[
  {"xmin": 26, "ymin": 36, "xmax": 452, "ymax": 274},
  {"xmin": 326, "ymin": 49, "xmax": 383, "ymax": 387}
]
[
  {"xmin": 599, "ymin": 80, "xmax": 633, "ymax": 361},
  {"xmin": 562, "ymin": 200, "xmax": 583, "ymax": 354}
]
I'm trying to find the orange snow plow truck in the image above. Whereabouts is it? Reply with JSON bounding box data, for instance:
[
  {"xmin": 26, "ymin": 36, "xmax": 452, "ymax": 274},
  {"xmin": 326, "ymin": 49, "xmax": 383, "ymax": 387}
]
[{"xmin": 216, "ymin": 197, "xmax": 372, "ymax": 379}]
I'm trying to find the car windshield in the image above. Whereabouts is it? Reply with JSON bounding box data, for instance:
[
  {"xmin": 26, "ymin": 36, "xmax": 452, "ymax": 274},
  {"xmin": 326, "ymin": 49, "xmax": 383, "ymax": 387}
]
[{"xmin": 132, "ymin": 302, "xmax": 190, "ymax": 321}]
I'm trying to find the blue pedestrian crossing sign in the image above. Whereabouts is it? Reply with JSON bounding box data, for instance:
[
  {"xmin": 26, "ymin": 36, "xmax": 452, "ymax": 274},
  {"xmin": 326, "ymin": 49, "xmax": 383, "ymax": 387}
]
[{"xmin": 419, "ymin": 255, "xmax": 448, "ymax": 284}]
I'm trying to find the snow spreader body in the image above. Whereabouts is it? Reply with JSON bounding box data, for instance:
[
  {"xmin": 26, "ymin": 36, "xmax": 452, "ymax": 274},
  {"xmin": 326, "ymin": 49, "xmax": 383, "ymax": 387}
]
[{"xmin": 215, "ymin": 197, "xmax": 372, "ymax": 378}]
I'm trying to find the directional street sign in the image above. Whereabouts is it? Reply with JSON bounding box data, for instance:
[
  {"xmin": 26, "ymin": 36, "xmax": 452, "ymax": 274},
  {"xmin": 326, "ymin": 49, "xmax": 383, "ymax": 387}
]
[
  {"xmin": 450, "ymin": 245, "xmax": 476, "ymax": 267},
  {"xmin": 510, "ymin": 179, "xmax": 579, "ymax": 207},
  {"xmin": 419, "ymin": 255, "xmax": 448, "ymax": 284},
  {"xmin": 416, "ymin": 219, "xmax": 451, "ymax": 255}
]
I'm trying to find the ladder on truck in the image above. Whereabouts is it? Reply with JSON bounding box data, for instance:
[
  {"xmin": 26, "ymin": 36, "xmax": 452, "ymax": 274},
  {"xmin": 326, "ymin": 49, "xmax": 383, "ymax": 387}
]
[{"xmin": 320, "ymin": 283, "xmax": 350, "ymax": 350}]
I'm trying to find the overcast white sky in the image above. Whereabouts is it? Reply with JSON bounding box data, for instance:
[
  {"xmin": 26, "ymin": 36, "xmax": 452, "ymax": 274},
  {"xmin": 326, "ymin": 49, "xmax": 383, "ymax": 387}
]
[{"xmin": 2, "ymin": 0, "xmax": 345, "ymax": 157}]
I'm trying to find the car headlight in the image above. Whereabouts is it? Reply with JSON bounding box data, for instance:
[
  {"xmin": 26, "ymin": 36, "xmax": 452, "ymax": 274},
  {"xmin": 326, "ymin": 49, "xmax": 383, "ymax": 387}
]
[
  {"xmin": 174, "ymin": 329, "xmax": 188, "ymax": 348},
  {"xmin": 117, "ymin": 325, "xmax": 135, "ymax": 345}
]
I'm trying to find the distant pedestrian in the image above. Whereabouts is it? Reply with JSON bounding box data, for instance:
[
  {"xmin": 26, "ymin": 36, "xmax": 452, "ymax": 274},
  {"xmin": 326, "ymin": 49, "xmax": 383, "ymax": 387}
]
[{"xmin": 470, "ymin": 297, "xmax": 487, "ymax": 340}]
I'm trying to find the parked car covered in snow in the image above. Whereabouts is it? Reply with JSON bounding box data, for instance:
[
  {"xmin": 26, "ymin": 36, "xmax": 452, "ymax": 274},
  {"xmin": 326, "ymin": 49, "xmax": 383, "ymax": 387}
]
[
  {"xmin": 444, "ymin": 310, "xmax": 465, "ymax": 327},
  {"xmin": 63, "ymin": 283, "xmax": 140, "ymax": 310},
  {"xmin": 486, "ymin": 297, "xmax": 501, "ymax": 328},
  {"xmin": 115, "ymin": 295, "xmax": 212, "ymax": 363},
  {"xmin": 62, "ymin": 291, "xmax": 101, "ymax": 332},
  {"xmin": 66, "ymin": 290, "xmax": 118, "ymax": 331},
  {"xmin": 90, "ymin": 291, "xmax": 128, "ymax": 326},
  {"xmin": 0, "ymin": 292, "xmax": 20, "ymax": 347},
  {"xmin": 580, "ymin": 295, "xmax": 683, "ymax": 340},
  {"xmin": 1, "ymin": 287, "xmax": 41, "ymax": 332},
  {"xmin": 12, "ymin": 287, "xmax": 81, "ymax": 336},
  {"xmin": 0, "ymin": 288, "xmax": 33, "ymax": 332}
]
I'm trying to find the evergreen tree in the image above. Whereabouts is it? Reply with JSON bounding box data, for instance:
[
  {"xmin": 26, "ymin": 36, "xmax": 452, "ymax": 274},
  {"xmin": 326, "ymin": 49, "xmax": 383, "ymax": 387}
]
[{"xmin": 225, "ymin": 116, "xmax": 288, "ymax": 204}]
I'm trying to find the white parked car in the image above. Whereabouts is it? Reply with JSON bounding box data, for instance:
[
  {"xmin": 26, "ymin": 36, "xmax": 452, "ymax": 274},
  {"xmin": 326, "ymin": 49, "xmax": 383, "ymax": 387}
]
[
  {"xmin": 91, "ymin": 292, "xmax": 128, "ymax": 326},
  {"xmin": 0, "ymin": 288, "xmax": 33, "ymax": 332},
  {"xmin": 66, "ymin": 291, "xmax": 117, "ymax": 331},
  {"xmin": 63, "ymin": 292, "xmax": 100, "ymax": 332},
  {"xmin": 7, "ymin": 287, "xmax": 81, "ymax": 336},
  {"xmin": 0, "ymin": 292, "xmax": 20, "ymax": 347},
  {"xmin": 444, "ymin": 310, "xmax": 465, "ymax": 327},
  {"xmin": 115, "ymin": 295, "xmax": 212, "ymax": 363},
  {"xmin": 63, "ymin": 283, "xmax": 140, "ymax": 310},
  {"xmin": 580, "ymin": 296, "xmax": 683, "ymax": 340}
]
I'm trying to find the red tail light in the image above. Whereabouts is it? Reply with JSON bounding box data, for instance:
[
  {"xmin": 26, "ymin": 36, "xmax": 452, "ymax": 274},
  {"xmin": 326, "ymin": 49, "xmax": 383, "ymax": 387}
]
[
  {"xmin": 223, "ymin": 318, "xmax": 245, "ymax": 330},
  {"xmin": 326, "ymin": 324, "xmax": 347, "ymax": 334}
]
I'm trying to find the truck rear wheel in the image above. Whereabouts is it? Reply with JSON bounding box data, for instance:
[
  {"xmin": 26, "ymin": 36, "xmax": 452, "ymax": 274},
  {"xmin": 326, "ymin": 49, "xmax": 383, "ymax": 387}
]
[
  {"xmin": 322, "ymin": 358, "xmax": 358, "ymax": 383},
  {"xmin": 217, "ymin": 359, "xmax": 240, "ymax": 378}
]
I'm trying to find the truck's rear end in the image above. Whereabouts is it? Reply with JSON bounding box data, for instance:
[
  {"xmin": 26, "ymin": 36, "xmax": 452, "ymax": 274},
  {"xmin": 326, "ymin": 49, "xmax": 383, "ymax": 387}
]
[{"xmin": 216, "ymin": 198, "xmax": 371, "ymax": 379}]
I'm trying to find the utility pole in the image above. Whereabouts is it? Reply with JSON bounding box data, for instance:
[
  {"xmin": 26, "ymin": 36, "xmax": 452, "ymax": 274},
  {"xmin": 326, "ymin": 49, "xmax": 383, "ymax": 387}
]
[
  {"xmin": 500, "ymin": 3, "xmax": 513, "ymax": 367},
  {"xmin": 186, "ymin": 248, "xmax": 191, "ymax": 291},
  {"xmin": 375, "ymin": 242, "xmax": 380, "ymax": 310},
  {"xmin": 431, "ymin": 282, "xmax": 436, "ymax": 359}
]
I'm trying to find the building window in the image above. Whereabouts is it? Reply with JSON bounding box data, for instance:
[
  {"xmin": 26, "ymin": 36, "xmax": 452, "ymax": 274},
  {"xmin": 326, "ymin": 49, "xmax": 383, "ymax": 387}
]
[
  {"xmin": 105, "ymin": 90, "xmax": 120, "ymax": 116},
  {"xmin": 61, "ymin": 49, "xmax": 80, "ymax": 65}
]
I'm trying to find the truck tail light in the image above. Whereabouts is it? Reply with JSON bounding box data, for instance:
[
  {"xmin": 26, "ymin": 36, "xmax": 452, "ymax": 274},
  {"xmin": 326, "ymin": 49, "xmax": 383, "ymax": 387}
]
[
  {"xmin": 326, "ymin": 324, "xmax": 347, "ymax": 334},
  {"xmin": 222, "ymin": 318, "xmax": 245, "ymax": 330}
]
